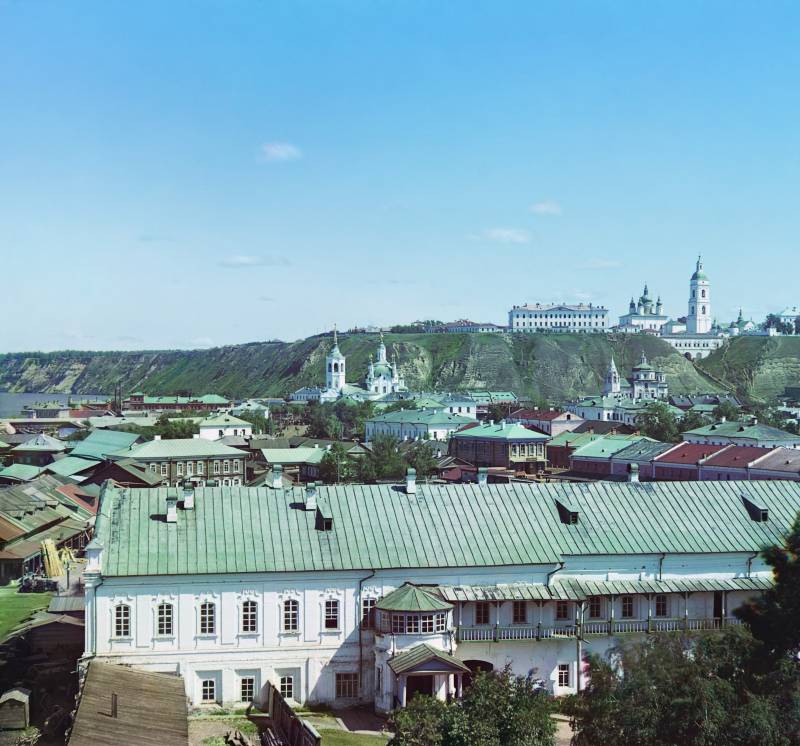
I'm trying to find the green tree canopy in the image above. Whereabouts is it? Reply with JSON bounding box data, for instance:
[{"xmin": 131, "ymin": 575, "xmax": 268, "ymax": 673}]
[{"xmin": 635, "ymin": 401, "xmax": 679, "ymax": 442}]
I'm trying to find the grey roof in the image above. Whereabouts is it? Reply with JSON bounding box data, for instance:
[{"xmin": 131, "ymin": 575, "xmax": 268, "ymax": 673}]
[
  {"xmin": 96, "ymin": 480, "xmax": 800, "ymax": 577},
  {"xmin": 610, "ymin": 440, "xmax": 675, "ymax": 462}
]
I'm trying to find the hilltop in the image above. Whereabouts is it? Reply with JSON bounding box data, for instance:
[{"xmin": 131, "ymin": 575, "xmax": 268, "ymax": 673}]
[
  {"xmin": 0, "ymin": 333, "xmax": 723, "ymax": 403},
  {"xmin": 697, "ymin": 336, "xmax": 800, "ymax": 403}
]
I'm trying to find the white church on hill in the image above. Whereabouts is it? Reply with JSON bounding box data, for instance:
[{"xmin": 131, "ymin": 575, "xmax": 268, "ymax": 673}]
[
  {"xmin": 290, "ymin": 330, "xmax": 407, "ymax": 403},
  {"xmin": 615, "ymin": 257, "xmax": 727, "ymax": 360}
]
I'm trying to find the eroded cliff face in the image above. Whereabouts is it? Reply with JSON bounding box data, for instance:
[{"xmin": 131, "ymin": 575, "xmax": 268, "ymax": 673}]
[{"xmin": 0, "ymin": 332, "xmax": 725, "ymax": 401}]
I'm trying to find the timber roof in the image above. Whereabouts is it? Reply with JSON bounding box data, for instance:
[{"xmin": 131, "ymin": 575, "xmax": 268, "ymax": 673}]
[
  {"xmin": 69, "ymin": 662, "xmax": 188, "ymax": 746},
  {"xmin": 96, "ymin": 480, "xmax": 800, "ymax": 577}
]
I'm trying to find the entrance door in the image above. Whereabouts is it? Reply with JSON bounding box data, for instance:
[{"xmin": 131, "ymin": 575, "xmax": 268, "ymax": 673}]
[
  {"xmin": 713, "ymin": 592, "xmax": 723, "ymax": 625},
  {"xmin": 406, "ymin": 675, "xmax": 434, "ymax": 700}
]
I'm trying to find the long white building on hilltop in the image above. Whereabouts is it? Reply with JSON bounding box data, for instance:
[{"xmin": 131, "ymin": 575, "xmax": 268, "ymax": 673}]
[
  {"xmin": 508, "ymin": 303, "xmax": 609, "ymax": 333},
  {"xmin": 82, "ymin": 476, "xmax": 796, "ymax": 711}
]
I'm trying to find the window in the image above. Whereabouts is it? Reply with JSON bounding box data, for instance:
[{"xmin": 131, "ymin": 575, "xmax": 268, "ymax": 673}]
[
  {"xmin": 475, "ymin": 602, "xmax": 490, "ymax": 625},
  {"xmin": 201, "ymin": 679, "xmax": 216, "ymax": 703},
  {"xmin": 406, "ymin": 614, "xmax": 420, "ymax": 634},
  {"xmin": 655, "ymin": 594, "xmax": 667, "ymax": 618},
  {"xmin": 558, "ymin": 664, "xmax": 570, "ymax": 687},
  {"xmin": 512, "ymin": 600, "xmax": 527, "ymax": 624},
  {"xmin": 421, "ymin": 614, "xmax": 435, "ymax": 634},
  {"xmin": 621, "ymin": 596, "xmax": 634, "ymax": 619},
  {"xmin": 435, "ymin": 613, "xmax": 447, "ymax": 632},
  {"xmin": 223, "ymin": 460, "xmax": 230, "ymax": 474},
  {"xmin": 324, "ymin": 600, "xmax": 339, "ymax": 630},
  {"xmin": 336, "ymin": 672, "xmax": 359, "ymax": 699},
  {"xmin": 241, "ymin": 600, "xmax": 257, "ymax": 633},
  {"xmin": 200, "ymin": 601, "xmax": 216, "ymax": 635},
  {"xmin": 555, "ymin": 601, "xmax": 569, "ymax": 620},
  {"xmin": 149, "ymin": 462, "xmax": 157, "ymax": 473},
  {"xmin": 233, "ymin": 460, "xmax": 241, "ymax": 473},
  {"xmin": 160, "ymin": 462, "xmax": 168, "ymax": 476},
  {"xmin": 588, "ymin": 597, "xmax": 602, "ymax": 619},
  {"xmin": 197, "ymin": 460, "xmax": 204, "ymax": 474},
  {"xmin": 177, "ymin": 462, "xmax": 184, "ymax": 476},
  {"xmin": 240, "ymin": 676, "xmax": 255, "ymax": 703},
  {"xmin": 280, "ymin": 675, "xmax": 294, "ymax": 700},
  {"xmin": 157, "ymin": 602, "xmax": 173, "ymax": 636},
  {"xmin": 376, "ymin": 667, "xmax": 382, "ymax": 694},
  {"xmin": 392, "ymin": 614, "xmax": 405, "ymax": 634},
  {"xmin": 213, "ymin": 460, "xmax": 220, "ymax": 474},
  {"xmin": 361, "ymin": 598, "xmax": 376, "ymax": 629},
  {"xmin": 114, "ymin": 604, "xmax": 130, "ymax": 637},
  {"xmin": 283, "ymin": 599, "xmax": 299, "ymax": 632}
]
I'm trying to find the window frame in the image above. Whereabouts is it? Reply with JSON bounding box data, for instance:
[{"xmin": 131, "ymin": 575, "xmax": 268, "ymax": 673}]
[
  {"xmin": 621, "ymin": 595, "xmax": 635, "ymax": 619},
  {"xmin": 201, "ymin": 678, "xmax": 216, "ymax": 703},
  {"xmin": 156, "ymin": 602, "xmax": 173, "ymax": 637},
  {"xmin": 512, "ymin": 600, "xmax": 527, "ymax": 625},
  {"xmin": 113, "ymin": 603, "xmax": 131, "ymax": 638},
  {"xmin": 199, "ymin": 601, "xmax": 216, "ymax": 635},
  {"xmin": 361, "ymin": 598, "xmax": 376, "ymax": 629},
  {"xmin": 335, "ymin": 672, "xmax": 359, "ymax": 700},
  {"xmin": 557, "ymin": 664, "xmax": 570, "ymax": 688},
  {"xmin": 555, "ymin": 600, "xmax": 570, "ymax": 621},
  {"xmin": 324, "ymin": 599, "xmax": 340, "ymax": 631},
  {"xmin": 279, "ymin": 675, "xmax": 294, "ymax": 700},
  {"xmin": 654, "ymin": 594, "xmax": 668, "ymax": 618},
  {"xmin": 588, "ymin": 596, "xmax": 602, "ymax": 619},
  {"xmin": 283, "ymin": 599, "xmax": 299, "ymax": 633},
  {"xmin": 241, "ymin": 600, "xmax": 258, "ymax": 633},
  {"xmin": 240, "ymin": 676, "xmax": 255, "ymax": 703},
  {"xmin": 475, "ymin": 601, "xmax": 490, "ymax": 626}
]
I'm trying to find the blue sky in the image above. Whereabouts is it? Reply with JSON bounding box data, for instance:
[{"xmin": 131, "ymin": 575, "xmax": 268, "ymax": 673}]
[{"xmin": 1, "ymin": 1, "xmax": 799, "ymax": 351}]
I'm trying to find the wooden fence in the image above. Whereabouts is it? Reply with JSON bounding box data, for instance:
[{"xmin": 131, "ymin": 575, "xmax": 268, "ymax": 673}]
[{"xmin": 248, "ymin": 682, "xmax": 321, "ymax": 746}]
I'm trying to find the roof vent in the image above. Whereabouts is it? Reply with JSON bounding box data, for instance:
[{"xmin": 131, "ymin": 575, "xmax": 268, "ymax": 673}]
[
  {"xmin": 742, "ymin": 493, "xmax": 768, "ymax": 522},
  {"xmin": 182, "ymin": 481, "xmax": 195, "ymax": 510},
  {"xmin": 305, "ymin": 482, "xmax": 318, "ymax": 510},
  {"xmin": 555, "ymin": 496, "xmax": 579, "ymax": 525},
  {"xmin": 406, "ymin": 467, "xmax": 417, "ymax": 495},
  {"xmin": 166, "ymin": 494, "xmax": 178, "ymax": 523},
  {"xmin": 628, "ymin": 463, "xmax": 640, "ymax": 483},
  {"xmin": 316, "ymin": 500, "xmax": 333, "ymax": 531},
  {"xmin": 477, "ymin": 467, "xmax": 488, "ymax": 487},
  {"xmin": 272, "ymin": 464, "xmax": 283, "ymax": 489}
]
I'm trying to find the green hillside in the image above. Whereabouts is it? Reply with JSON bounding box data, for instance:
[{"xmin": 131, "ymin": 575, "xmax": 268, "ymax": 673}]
[
  {"xmin": 697, "ymin": 336, "xmax": 800, "ymax": 403},
  {"xmin": 0, "ymin": 333, "xmax": 723, "ymax": 403}
]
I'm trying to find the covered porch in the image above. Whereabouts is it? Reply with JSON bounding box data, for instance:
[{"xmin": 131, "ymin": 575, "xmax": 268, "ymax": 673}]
[{"xmin": 388, "ymin": 643, "xmax": 469, "ymax": 709}]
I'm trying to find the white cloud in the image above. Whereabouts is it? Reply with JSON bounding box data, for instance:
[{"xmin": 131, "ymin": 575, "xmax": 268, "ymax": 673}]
[
  {"xmin": 576, "ymin": 259, "xmax": 621, "ymax": 270},
  {"xmin": 260, "ymin": 142, "xmax": 302, "ymax": 162},
  {"xmin": 529, "ymin": 200, "xmax": 563, "ymax": 216},
  {"xmin": 219, "ymin": 255, "xmax": 290, "ymax": 268},
  {"xmin": 480, "ymin": 227, "xmax": 531, "ymax": 244}
]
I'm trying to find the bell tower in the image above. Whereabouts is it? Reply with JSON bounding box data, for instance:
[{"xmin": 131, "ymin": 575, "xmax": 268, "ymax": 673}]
[
  {"xmin": 687, "ymin": 256, "xmax": 711, "ymax": 334},
  {"xmin": 325, "ymin": 325, "xmax": 346, "ymax": 392}
]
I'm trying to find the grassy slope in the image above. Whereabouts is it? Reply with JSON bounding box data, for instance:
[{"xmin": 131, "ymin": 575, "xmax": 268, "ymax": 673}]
[
  {"xmin": 0, "ymin": 333, "xmax": 723, "ymax": 403},
  {"xmin": 698, "ymin": 336, "xmax": 800, "ymax": 403},
  {"xmin": 0, "ymin": 585, "xmax": 52, "ymax": 640}
]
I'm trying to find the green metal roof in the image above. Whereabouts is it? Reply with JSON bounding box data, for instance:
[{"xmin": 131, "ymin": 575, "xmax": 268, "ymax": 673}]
[
  {"xmin": 260, "ymin": 447, "xmax": 326, "ymax": 465},
  {"xmin": 0, "ymin": 464, "xmax": 44, "ymax": 482},
  {"xmin": 111, "ymin": 438, "xmax": 245, "ymax": 461},
  {"xmin": 376, "ymin": 583, "xmax": 453, "ymax": 612},
  {"xmin": 368, "ymin": 410, "xmax": 474, "ymax": 426},
  {"xmin": 199, "ymin": 414, "xmax": 252, "ymax": 428},
  {"xmin": 571, "ymin": 435, "xmax": 653, "ymax": 460},
  {"xmin": 96, "ymin": 480, "xmax": 800, "ymax": 578},
  {"xmin": 449, "ymin": 422, "xmax": 549, "ymax": 441},
  {"xmin": 45, "ymin": 456, "xmax": 98, "ymax": 477},
  {"xmin": 70, "ymin": 430, "xmax": 140, "ymax": 461},
  {"xmin": 12, "ymin": 434, "xmax": 67, "ymax": 452},
  {"xmin": 684, "ymin": 421, "xmax": 800, "ymax": 442},
  {"xmin": 389, "ymin": 644, "xmax": 469, "ymax": 675},
  {"xmin": 547, "ymin": 431, "xmax": 606, "ymax": 448}
]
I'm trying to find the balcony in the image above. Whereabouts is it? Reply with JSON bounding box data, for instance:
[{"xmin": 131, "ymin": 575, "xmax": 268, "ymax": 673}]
[{"xmin": 456, "ymin": 617, "xmax": 743, "ymax": 642}]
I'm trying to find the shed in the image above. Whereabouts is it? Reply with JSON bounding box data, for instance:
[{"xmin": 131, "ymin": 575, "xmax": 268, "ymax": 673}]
[{"xmin": 0, "ymin": 687, "xmax": 31, "ymax": 730}]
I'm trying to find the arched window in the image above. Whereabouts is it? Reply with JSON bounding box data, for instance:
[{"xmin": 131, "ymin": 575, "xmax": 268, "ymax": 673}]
[
  {"xmin": 701, "ymin": 289, "xmax": 706, "ymax": 298},
  {"xmin": 333, "ymin": 363, "xmax": 338, "ymax": 372},
  {"xmin": 241, "ymin": 600, "xmax": 257, "ymax": 633},
  {"xmin": 114, "ymin": 604, "xmax": 131, "ymax": 637},
  {"xmin": 157, "ymin": 602, "xmax": 173, "ymax": 636},
  {"xmin": 283, "ymin": 599, "xmax": 299, "ymax": 632},
  {"xmin": 200, "ymin": 601, "xmax": 216, "ymax": 635},
  {"xmin": 702, "ymin": 306, "xmax": 706, "ymax": 314}
]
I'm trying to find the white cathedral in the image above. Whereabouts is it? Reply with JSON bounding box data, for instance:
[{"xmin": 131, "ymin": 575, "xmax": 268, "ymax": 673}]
[
  {"xmin": 291, "ymin": 330, "xmax": 407, "ymax": 403},
  {"xmin": 616, "ymin": 257, "xmax": 726, "ymax": 360}
]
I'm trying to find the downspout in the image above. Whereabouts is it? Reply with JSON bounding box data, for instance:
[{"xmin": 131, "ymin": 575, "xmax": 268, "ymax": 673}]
[
  {"xmin": 658, "ymin": 552, "xmax": 666, "ymax": 581},
  {"xmin": 358, "ymin": 569, "xmax": 376, "ymax": 700},
  {"xmin": 746, "ymin": 553, "xmax": 758, "ymax": 578},
  {"xmin": 546, "ymin": 561, "xmax": 566, "ymax": 587}
]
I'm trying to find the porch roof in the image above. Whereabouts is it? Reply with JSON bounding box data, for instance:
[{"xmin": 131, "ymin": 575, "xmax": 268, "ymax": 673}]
[
  {"xmin": 377, "ymin": 583, "xmax": 453, "ymax": 613},
  {"xmin": 389, "ymin": 643, "xmax": 470, "ymax": 675}
]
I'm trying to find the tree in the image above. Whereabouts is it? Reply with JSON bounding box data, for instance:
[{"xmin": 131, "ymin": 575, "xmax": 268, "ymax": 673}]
[
  {"xmin": 795, "ymin": 315, "xmax": 800, "ymax": 336},
  {"xmin": 236, "ymin": 411, "xmax": 270, "ymax": 435},
  {"xmin": 712, "ymin": 400, "xmax": 740, "ymax": 422},
  {"xmin": 366, "ymin": 433, "xmax": 406, "ymax": 480},
  {"xmin": 764, "ymin": 314, "xmax": 793, "ymax": 335},
  {"xmin": 736, "ymin": 515, "xmax": 800, "ymax": 665},
  {"xmin": 382, "ymin": 400, "xmax": 419, "ymax": 414},
  {"xmin": 389, "ymin": 668, "xmax": 556, "ymax": 746},
  {"xmin": 680, "ymin": 409, "xmax": 708, "ymax": 432},
  {"xmin": 405, "ymin": 441, "xmax": 438, "ymax": 480},
  {"xmin": 319, "ymin": 443, "xmax": 354, "ymax": 484},
  {"xmin": 636, "ymin": 401, "xmax": 679, "ymax": 442}
]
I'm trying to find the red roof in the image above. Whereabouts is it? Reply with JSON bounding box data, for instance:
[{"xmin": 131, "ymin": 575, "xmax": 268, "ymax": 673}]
[
  {"xmin": 509, "ymin": 409, "xmax": 565, "ymax": 421},
  {"xmin": 702, "ymin": 445, "xmax": 773, "ymax": 468},
  {"xmin": 654, "ymin": 443, "xmax": 727, "ymax": 465},
  {"xmin": 56, "ymin": 484, "xmax": 98, "ymax": 514}
]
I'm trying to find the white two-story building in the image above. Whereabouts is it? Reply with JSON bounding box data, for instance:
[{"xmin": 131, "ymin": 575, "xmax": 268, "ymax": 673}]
[{"xmin": 81, "ymin": 475, "xmax": 797, "ymax": 711}]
